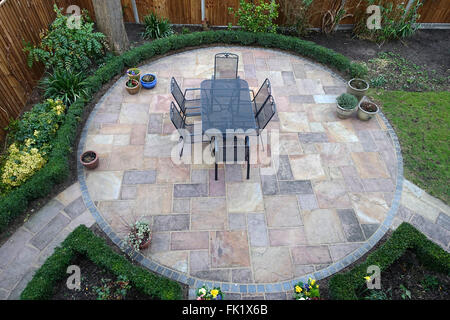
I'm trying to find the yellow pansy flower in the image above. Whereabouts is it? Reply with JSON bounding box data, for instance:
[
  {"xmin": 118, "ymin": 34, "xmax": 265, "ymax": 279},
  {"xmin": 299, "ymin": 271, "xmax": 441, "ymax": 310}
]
[
  {"xmin": 211, "ymin": 289, "xmax": 219, "ymax": 297},
  {"xmin": 295, "ymin": 285, "xmax": 302, "ymax": 293}
]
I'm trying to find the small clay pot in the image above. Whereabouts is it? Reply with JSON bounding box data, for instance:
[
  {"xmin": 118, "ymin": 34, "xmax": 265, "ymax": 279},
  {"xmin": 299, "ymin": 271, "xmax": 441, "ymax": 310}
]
[
  {"xmin": 80, "ymin": 151, "xmax": 99, "ymax": 170},
  {"xmin": 125, "ymin": 79, "xmax": 140, "ymax": 95},
  {"xmin": 139, "ymin": 233, "xmax": 152, "ymax": 250}
]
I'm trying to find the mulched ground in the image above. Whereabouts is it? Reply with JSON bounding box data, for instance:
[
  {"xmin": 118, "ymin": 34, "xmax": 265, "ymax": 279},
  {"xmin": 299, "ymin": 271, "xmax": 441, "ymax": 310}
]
[
  {"xmin": 306, "ymin": 29, "xmax": 450, "ymax": 82},
  {"xmin": 316, "ymin": 230, "xmax": 450, "ymax": 300},
  {"xmin": 52, "ymin": 254, "xmax": 154, "ymax": 300},
  {"xmin": 363, "ymin": 249, "xmax": 449, "ymax": 300},
  {"xmin": 51, "ymin": 224, "xmax": 189, "ymax": 300}
]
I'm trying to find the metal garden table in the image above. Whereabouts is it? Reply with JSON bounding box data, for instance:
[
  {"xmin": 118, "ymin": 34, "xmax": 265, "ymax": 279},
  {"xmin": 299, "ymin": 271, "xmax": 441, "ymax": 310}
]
[{"xmin": 200, "ymin": 78, "xmax": 256, "ymax": 179}]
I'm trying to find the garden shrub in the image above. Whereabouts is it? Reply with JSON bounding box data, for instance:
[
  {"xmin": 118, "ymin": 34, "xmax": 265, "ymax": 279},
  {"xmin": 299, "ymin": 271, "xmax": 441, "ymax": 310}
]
[
  {"xmin": 353, "ymin": 0, "xmax": 423, "ymax": 42},
  {"xmin": 328, "ymin": 223, "xmax": 450, "ymax": 300},
  {"xmin": 1, "ymin": 100, "xmax": 66, "ymax": 192},
  {"xmin": 21, "ymin": 225, "xmax": 183, "ymax": 300},
  {"xmin": 141, "ymin": 12, "xmax": 174, "ymax": 40},
  {"xmin": 228, "ymin": 0, "xmax": 279, "ymax": 33},
  {"xmin": 24, "ymin": 5, "xmax": 107, "ymax": 73},
  {"xmin": 278, "ymin": 0, "xmax": 314, "ymax": 37},
  {"xmin": 40, "ymin": 70, "xmax": 89, "ymax": 107}
]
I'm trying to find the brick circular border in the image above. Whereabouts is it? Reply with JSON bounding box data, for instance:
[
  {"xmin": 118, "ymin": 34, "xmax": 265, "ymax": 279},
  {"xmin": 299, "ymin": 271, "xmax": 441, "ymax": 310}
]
[{"xmin": 77, "ymin": 46, "xmax": 404, "ymax": 299}]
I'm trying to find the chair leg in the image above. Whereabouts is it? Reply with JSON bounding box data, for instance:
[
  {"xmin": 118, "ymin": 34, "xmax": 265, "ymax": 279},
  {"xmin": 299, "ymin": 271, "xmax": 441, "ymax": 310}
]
[
  {"xmin": 179, "ymin": 136, "xmax": 184, "ymax": 158},
  {"xmin": 215, "ymin": 163, "xmax": 218, "ymax": 181},
  {"xmin": 259, "ymin": 134, "xmax": 265, "ymax": 151}
]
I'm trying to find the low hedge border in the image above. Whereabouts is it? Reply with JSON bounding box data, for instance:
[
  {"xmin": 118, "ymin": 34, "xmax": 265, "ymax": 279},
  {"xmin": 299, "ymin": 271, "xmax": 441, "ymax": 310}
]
[
  {"xmin": 20, "ymin": 224, "xmax": 183, "ymax": 300},
  {"xmin": 0, "ymin": 30, "xmax": 367, "ymax": 234},
  {"xmin": 328, "ymin": 222, "xmax": 450, "ymax": 300}
]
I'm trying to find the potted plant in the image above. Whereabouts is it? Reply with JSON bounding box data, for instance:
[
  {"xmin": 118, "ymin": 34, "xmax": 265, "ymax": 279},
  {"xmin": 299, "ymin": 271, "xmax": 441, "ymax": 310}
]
[
  {"xmin": 357, "ymin": 98, "xmax": 379, "ymax": 121},
  {"xmin": 125, "ymin": 79, "xmax": 140, "ymax": 95},
  {"xmin": 140, "ymin": 73, "xmax": 157, "ymax": 89},
  {"xmin": 127, "ymin": 68, "xmax": 141, "ymax": 81},
  {"xmin": 347, "ymin": 78, "xmax": 369, "ymax": 101},
  {"xmin": 336, "ymin": 93, "xmax": 358, "ymax": 119},
  {"xmin": 80, "ymin": 150, "xmax": 99, "ymax": 170},
  {"xmin": 125, "ymin": 220, "xmax": 152, "ymax": 251}
]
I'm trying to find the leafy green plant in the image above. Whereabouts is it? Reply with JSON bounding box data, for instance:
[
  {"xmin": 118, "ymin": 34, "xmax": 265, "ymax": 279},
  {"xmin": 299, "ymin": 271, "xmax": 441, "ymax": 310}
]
[
  {"xmin": 337, "ymin": 93, "xmax": 358, "ymax": 109},
  {"xmin": 322, "ymin": 0, "xmax": 352, "ymax": 35},
  {"xmin": 421, "ymin": 275, "xmax": 440, "ymax": 291},
  {"xmin": 24, "ymin": 5, "xmax": 107, "ymax": 72},
  {"xmin": 228, "ymin": 0, "xmax": 279, "ymax": 33},
  {"xmin": 94, "ymin": 275, "xmax": 131, "ymax": 300},
  {"xmin": 349, "ymin": 62, "xmax": 368, "ymax": 79},
  {"xmin": 40, "ymin": 70, "xmax": 89, "ymax": 107},
  {"xmin": 142, "ymin": 12, "xmax": 174, "ymax": 39},
  {"xmin": 353, "ymin": 0, "xmax": 422, "ymax": 42},
  {"xmin": 399, "ymin": 284, "xmax": 412, "ymax": 300},
  {"xmin": 364, "ymin": 288, "xmax": 391, "ymax": 300}
]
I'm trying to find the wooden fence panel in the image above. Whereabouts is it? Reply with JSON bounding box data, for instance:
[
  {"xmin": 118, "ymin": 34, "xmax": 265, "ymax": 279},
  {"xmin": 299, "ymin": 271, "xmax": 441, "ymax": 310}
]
[{"xmin": 418, "ymin": 0, "xmax": 450, "ymax": 23}]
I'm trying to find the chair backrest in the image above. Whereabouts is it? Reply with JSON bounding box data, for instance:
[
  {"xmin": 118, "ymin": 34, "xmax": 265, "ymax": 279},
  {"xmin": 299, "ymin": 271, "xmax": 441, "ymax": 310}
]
[
  {"xmin": 255, "ymin": 95, "xmax": 276, "ymax": 132},
  {"xmin": 214, "ymin": 53, "xmax": 239, "ymax": 80},
  {"xmin": 253, "ymin": 78, "xmax": 271, "ymax": 114},
  {"xmin": 170, "ymin": 102, "xmax": 185, "ymax": 133},
  {"xmin": 170, "ymin": 77, "xmax": 186, "ymax": 112}
]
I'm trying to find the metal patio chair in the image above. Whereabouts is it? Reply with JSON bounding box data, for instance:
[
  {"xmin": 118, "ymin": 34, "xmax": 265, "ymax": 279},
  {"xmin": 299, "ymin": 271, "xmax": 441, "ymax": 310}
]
[
  {"xmin": 213, "ymin": 53, "xmax": 239, "ymax": 80},
  {"xmin": 254, "ymin": 95, "xmax": 276, "ymax": 150},
  {"xmin": 170, "ymin": 77, "xmax": 201, "ymax": 118},
  {"xmin": 169, "ymin": 102, "xmax": 200, "ymax": 158},
  {"xmin": 250, "ymin": 78, "xmax": 271, "ymax": 115}
]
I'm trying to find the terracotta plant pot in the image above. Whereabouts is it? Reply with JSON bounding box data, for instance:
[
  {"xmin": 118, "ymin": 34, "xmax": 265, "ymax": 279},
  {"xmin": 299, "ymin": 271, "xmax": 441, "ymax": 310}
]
[
  {"xmin": 80, "ymin": 150, "xmax": 99, "ymax": 170},
  {"xmin": 347, "ymin": 78, "xmax": 369, "ymax": 101},
  {"xmin": 357, "ymin": 99, "xmax": 379, "ymax": 121},
  {"xmin": 127, "ymin": 68, "xmax": 141, "ymax": 81},
  {"xmin": 139, "ymin": 233, "xmax": 152, "ymax": 250},
  {"xmin": 125, "ymin": 79, "xmax": 140, "ymax": 95}
]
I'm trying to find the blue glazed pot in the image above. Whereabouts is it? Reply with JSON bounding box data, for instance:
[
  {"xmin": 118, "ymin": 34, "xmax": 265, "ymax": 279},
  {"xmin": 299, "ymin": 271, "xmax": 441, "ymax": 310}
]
[{"xmin": 140, "ymin": 73, "xmax": 157, "ymax": 89}]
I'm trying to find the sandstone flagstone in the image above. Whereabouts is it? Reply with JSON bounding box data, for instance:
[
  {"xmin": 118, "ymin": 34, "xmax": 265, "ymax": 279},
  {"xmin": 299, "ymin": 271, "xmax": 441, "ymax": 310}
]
[
  {"xmin": 210, "ymin": 231, "xmax": 251, "ymax": 268},
  {"xmin": 227, "ymin": 183, "xmax": 264, "ymax": 213}
]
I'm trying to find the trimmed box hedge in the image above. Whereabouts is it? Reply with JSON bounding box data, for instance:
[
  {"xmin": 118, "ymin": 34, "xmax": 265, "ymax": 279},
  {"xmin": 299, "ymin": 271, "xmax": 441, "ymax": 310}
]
[
  {"xmin": 0, "ymin": 30, "xmax": 367, "ymax": 234},
  {"xmin": 20, "ymin": 225, "xmax": 183, "ymax": 300},
  {"xmin": 328, "ymin": 222, "xmax": 450, "ymax": 300}
]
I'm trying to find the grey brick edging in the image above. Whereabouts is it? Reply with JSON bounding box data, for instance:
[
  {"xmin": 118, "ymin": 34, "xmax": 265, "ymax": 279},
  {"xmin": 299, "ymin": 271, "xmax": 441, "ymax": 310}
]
[{"xmin": 76, "ymin": 46, "xmax": 404, "ymax": 299}]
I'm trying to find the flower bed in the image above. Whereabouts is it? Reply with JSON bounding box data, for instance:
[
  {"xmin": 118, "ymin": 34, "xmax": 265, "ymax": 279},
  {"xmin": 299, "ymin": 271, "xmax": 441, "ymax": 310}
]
[
  {"xmin": 20, "ymin": 225, "xmax": 183, "ymax": 300},
  {"xmin": 328, "ymin": 222, "xmax": 450, "ymax": 300},
  {"xmin": 0, "ymin": 30, "xmax": 367, "ymax": 234}
]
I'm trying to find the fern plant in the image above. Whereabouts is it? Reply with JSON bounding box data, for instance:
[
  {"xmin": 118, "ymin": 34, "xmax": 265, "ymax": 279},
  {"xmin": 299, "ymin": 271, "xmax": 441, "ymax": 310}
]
[
  {"xmin": 24, "ymin": 4, "xmax": 107, "ymax": 73},
  {"xmin": 141, "ymin": 13, "xmax": 174, "ymax": 39},
  {"xmin": 40, "ymin": 70, "xmax": 89, "ymax": 107}
]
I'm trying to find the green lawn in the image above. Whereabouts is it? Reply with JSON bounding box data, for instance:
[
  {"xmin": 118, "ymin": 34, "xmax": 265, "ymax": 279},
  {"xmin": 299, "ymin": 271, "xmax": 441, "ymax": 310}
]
[{"xmin": 370, "ymin": 90, "xmax": 449, "ymax": 204}]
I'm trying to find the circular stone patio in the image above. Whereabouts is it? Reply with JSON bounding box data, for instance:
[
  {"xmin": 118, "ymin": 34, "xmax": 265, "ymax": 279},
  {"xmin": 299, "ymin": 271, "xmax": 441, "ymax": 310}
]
[{"xmin": 78, "ymin": 46, "xmax": 402, "ymax": 294}]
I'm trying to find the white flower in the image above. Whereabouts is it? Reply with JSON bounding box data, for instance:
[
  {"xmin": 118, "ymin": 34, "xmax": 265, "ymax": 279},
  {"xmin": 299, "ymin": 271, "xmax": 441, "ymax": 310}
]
[{"xmin": 199, "ymin": 288, "xmax": 207, "ymax": 295}]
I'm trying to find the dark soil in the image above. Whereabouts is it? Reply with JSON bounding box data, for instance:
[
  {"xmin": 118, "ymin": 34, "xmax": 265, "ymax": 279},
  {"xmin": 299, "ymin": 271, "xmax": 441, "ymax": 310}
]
[
  {"xmin": 52, "ymin": 254, "xmax": 154, "ymax": 300},
  {"xmin": 350, "ymin": 79, "xmax": 369, "ymax": 90},
  {"xmin": 316, "ymin": 231, "xmax": 450, "ymax": 300},
  {"xmin": 142, "ymin": 74, "xmax": 155, "ymax": 82},
  {"xmin": 52, "ymin": 223, "xmax": 189, "ymax": 300},
  {"xmin": 359, "ymin": 249, "xmax": 449, "ymax": 300},
  {"xmin": 360, "ymin": 101, "xmax": 378, "ymax": 112},
  {"xmin": 81, "ymin": 151, "xmax": 96, "ymax": 163},
  {"xmin": 306, "ymin": 29, "xmax": 450, "ymax": 79}
]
